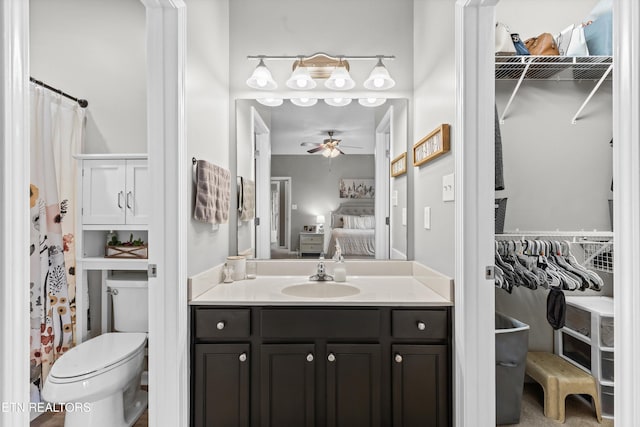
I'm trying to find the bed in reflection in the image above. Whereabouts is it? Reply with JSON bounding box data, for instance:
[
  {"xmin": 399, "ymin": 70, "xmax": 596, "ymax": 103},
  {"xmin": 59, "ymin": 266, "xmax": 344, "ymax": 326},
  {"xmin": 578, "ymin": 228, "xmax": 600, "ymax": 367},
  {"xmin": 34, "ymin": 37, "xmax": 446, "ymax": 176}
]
[{"xmin": 326, "ymin": 202, "xmax": 375, "ymax": 258}]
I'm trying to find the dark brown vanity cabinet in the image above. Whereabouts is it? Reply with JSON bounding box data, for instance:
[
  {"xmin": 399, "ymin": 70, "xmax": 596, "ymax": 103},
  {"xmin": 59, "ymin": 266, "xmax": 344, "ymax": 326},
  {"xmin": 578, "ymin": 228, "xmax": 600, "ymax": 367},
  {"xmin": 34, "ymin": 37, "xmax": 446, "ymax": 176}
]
[{"xmin": 191, "ymin": 306, "xmax": 451, "ymax": 427}]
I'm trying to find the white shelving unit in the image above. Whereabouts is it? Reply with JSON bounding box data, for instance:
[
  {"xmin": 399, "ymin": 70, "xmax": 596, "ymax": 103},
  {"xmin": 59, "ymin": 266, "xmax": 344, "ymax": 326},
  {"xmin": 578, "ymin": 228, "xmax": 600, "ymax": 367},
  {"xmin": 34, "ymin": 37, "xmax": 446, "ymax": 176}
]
[
  {"xmin": 495, "ymin": 55, "xmax": 613, "ymax": 124},
  {"xmin": 554, "ymin": 296, "xmax": 614, "ymax": 418},
  {"xmin": 74, "ymin": 153, "xmax": 149, "ymax": 343}
]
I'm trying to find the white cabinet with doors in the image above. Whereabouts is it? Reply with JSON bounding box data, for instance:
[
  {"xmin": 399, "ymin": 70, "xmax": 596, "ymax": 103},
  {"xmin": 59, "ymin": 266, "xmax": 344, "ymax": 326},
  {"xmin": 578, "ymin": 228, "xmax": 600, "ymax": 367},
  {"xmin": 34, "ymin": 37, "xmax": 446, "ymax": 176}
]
[
  {"xmin": 74, "ymin": 154, "xmax": 149, "ymax": 344},
  {"xmin": 81, "ymin": 158, "xmax": 149, "ymax": 225}
]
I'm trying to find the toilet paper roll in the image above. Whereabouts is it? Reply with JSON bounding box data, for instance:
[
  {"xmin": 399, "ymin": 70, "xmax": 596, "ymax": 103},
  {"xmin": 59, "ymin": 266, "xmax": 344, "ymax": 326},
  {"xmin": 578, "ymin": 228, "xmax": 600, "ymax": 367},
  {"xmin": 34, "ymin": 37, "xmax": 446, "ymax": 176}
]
[{"xmin": 226, "ymin": 256, "xmax": 246, "ymax": 281}]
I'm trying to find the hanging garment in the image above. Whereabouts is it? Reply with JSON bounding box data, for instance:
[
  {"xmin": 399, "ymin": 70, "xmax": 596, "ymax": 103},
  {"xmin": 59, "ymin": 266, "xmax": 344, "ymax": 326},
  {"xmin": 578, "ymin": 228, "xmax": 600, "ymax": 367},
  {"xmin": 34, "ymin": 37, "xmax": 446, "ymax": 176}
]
[{"xmin": 547, "ymin": 287, "xmax": 566, "ymax": 330}]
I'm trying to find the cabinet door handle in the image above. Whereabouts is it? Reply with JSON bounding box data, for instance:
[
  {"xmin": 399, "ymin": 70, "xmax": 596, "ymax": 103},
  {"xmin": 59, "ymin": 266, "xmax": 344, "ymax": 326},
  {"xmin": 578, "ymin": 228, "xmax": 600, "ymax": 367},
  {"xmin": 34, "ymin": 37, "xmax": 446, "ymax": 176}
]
[
  {"xmin": 327, "ymin": 353, "xmax": 336, "ymax": 362},
  {"xmin": 417, "ymin": 321, "xmax": 426, "ymax": 331},
  {"xmin": 126, "ymin": 191, "xmax": 133, "ymax": 209},
  {"xmin": 394, "ymin": 354, "xmax": 403, "ymax": 363},
  {"xmin": 239, "ymin": 353, "xmax": 247, "ymax": 362},
  {"xmin": 306, "ymin": 353, "xmax": 314, "ymax": 362},
  {"xmin": 216, "ymin": 321, "xmax": 226, "ymax": 330},
  {"xmin": 117, "ymin": 191, "xmax": 124, "ymax": 208}
]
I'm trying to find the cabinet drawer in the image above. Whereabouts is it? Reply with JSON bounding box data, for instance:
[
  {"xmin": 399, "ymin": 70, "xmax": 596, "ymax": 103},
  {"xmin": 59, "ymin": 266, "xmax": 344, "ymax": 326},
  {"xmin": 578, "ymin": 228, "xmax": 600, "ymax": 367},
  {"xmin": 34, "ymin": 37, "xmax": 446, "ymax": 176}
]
[
  {"xmin": 560, "ymin": 331, "xmax": 591, "ymax": 371},
  {"xmin": 300, "ymin": 243, "xmax": 322, "ymax": 252},
  {"xmin": 392, "ymin": 310, "xmax": 448, "ymax": 339},
  {"xmin": 301, "ymin": 235, "xmax": 323, "ymax": 244},
  {"xmin": 195, "ymin": 309, "xmax": 251, "ymax": 339},
  {"xmin": 261, "ymin": 309, "xmax": 380, "ymax": 338}
]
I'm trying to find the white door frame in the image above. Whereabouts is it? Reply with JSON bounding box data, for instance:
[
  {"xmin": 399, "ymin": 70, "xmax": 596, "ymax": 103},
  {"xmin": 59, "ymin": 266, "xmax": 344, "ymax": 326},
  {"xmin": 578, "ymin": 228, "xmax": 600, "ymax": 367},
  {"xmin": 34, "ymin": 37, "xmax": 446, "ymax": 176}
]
[
  {"xmin": 252, "ymin": 106, "xmax": 271, "ymax": 259},
  {"xmin": 0, "ymin": 1, "xmax": 30, "ymax": 425},
  {"xmin": 271, "ymin": 176, "xmax": 292, "ymax": 250},
  {"xmin": 375, "ymin": 106, "xmax": 392, "ymax": 259},
  {"xmin": 456, "ymin": 0, "xmax": 640, "ymax": 425}
]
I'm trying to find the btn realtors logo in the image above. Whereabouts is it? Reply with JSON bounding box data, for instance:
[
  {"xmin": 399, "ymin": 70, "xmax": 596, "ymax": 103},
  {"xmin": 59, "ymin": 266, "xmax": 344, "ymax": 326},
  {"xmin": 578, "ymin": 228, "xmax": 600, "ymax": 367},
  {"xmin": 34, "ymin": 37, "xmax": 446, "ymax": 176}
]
[{"xmin": 2, "ymin": 402, "xmax": 91, "ymax": 413}]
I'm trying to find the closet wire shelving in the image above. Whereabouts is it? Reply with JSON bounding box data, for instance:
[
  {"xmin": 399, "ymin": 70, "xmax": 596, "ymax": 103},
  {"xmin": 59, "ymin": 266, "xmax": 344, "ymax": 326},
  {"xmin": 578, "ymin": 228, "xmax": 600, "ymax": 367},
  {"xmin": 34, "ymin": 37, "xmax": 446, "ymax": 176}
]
[
  {"xmin": 496, "ymin": 231, "xmax": 614, "ymax": 274},
  {"xmin": 495, "ymin": 55, "xmax": 613, "ymax": 124}
]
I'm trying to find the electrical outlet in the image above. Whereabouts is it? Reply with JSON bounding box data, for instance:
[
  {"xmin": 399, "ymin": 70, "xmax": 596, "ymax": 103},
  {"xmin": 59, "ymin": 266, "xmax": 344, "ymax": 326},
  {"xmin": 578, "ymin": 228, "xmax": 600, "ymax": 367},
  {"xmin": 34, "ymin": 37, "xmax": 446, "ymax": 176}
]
[
  {"xmin": 424, "ymin": 207, "xmax": 431, "ymax": 229},
  {"xmin": 442, "ymin": 173, "xmax": 454, "ymax": 202}
]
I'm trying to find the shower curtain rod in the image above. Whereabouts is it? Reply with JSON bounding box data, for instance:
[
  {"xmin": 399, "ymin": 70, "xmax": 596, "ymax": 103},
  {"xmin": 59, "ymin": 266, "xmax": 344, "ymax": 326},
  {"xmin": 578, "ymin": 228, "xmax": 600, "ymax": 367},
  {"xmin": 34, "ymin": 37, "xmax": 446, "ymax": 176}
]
[{"xmin": 30, "ymin": 77, "xmax": 88, "ymax": 108}]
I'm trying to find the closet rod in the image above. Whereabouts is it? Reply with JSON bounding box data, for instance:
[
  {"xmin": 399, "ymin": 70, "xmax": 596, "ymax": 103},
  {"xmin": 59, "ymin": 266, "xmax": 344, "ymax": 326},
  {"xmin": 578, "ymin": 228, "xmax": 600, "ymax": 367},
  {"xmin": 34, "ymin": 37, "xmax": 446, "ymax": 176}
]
[{"xmin": 30, "ymin": 77, "xmax": 88, "ymax": 108}]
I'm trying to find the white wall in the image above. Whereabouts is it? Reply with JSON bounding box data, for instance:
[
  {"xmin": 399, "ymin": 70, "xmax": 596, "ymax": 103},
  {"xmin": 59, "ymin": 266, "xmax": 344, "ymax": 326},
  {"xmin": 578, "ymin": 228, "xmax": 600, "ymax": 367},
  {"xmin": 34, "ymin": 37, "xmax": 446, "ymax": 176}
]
[
  {"xmin": 412, "ymin": 0, "xmax": 456, "ymax": 277},
  {"xmin": 388, "ymin": 100, "xmax": 409, "ymax": 259},
  {"xmin": 30, "ymin": 0, "xmax": 147, "ymax": 154},
  {"xmin": 271, "ymin": 154, "xmax": 375, "ymax": 252},
  {"xmin": 494, "ymin": 0, "xmax": 613, "ymax": 353},
  {"xmin": 186, "ymin": 0, "xmax": 230, "ymax": 275}
]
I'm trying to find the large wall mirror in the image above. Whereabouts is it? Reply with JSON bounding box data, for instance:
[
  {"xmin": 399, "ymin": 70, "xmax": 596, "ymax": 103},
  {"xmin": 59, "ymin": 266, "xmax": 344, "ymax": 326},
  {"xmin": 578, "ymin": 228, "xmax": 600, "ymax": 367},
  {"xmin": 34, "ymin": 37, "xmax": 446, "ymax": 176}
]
[{"xmin": 235, "ymin": 98, "xmax": 409, "ymax": 260}]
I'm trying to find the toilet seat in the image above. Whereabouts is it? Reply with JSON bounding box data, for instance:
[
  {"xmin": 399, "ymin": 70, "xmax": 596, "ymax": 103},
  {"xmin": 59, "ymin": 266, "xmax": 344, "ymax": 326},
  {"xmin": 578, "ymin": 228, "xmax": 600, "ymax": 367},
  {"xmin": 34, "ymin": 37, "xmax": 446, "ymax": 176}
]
[{"xmin": 48, "ymin": 333, "xmax": 146, "ymax": 383}]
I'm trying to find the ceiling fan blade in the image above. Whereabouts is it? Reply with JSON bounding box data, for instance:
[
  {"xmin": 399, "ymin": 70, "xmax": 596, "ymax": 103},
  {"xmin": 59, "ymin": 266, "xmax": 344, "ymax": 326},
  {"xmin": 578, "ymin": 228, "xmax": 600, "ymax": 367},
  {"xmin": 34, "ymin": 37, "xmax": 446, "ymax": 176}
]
[
  {"xmin": 336, "ymin": 147, "xmax": 345, "ymax": 155},
  {"xmin": 301, "ymin": 142, "xmax": 321, "ymax": 147},
  {"xmin": 337, "ymin": 144, "xmax": 362, "ymax": 149},
  {"xmin": 307, "ymin": 146, "xmax": 325, "ymax": 154}
]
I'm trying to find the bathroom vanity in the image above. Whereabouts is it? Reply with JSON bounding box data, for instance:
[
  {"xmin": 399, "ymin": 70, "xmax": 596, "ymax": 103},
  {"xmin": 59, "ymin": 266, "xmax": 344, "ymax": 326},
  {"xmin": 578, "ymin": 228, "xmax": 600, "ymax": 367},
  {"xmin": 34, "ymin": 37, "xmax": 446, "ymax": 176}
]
[{"xmin": 189, "ymin": 263, "xmax": 454, "ymax": 427}]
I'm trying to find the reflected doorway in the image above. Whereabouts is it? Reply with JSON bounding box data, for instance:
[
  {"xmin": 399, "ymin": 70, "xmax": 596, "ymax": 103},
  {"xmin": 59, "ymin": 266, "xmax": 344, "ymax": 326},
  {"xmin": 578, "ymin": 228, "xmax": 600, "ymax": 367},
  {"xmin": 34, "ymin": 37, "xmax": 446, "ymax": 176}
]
[{"xmin": 270, "ymin": 177, "xmax": 293, "ymax": 259}]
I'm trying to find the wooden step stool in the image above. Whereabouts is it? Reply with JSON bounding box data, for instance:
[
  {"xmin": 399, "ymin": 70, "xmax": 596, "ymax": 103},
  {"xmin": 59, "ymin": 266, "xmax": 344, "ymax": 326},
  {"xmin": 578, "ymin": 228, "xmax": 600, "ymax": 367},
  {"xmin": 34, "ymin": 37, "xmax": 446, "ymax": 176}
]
[{"xmin": 525, "ymin": 352, "xmax": 602, "ymax": 423}]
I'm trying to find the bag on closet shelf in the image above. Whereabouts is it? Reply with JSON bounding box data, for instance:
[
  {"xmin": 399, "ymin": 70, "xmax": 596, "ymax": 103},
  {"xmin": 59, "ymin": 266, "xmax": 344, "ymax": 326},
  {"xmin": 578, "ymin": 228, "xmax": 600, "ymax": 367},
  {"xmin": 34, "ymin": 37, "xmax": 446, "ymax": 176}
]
[
  {"xmin": 510, "ymin": 33, "xmax": 530, "ymax": 55},
  {"xmin": 566, "ymin": 25, "xmax": 590, "ymax": 57},
  {"xmin": 495, "ymin": 22, "xmax": 516, "ymax": 55},
  {"xmin": 524, "ymin": 33, "xmax": 559, "ymax": 56}
]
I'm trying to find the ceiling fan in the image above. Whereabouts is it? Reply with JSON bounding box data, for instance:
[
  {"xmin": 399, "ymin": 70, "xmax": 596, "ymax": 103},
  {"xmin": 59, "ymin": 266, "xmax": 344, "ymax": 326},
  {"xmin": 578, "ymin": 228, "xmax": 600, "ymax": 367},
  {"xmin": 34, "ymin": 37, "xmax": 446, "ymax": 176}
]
[{"xmin": 300, "ymin": 131, "xmax": 361, "ymax": 157}]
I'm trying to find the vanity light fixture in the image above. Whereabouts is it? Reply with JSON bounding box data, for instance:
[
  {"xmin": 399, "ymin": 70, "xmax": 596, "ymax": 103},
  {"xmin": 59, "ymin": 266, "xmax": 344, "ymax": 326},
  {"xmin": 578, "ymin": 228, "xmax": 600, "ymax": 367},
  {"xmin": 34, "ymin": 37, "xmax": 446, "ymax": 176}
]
[
  {"xmin": 358, "ymin": 98, "xmax": 387, "ymax": 107},
  {"xmin": 286, "ymin": 61, "xmax": 317, "ymax": 89},
  {"xmin": 256, "ymin": 97, "xmax": 284, "ymax": 107},
  {"xmin": 324, "ymin": 97, "xmax": 352, "ymax": 107},
  {"xmin": 325, "ymin": 61, "xmax": 355, "ymax": 90},
  {"xmin": 246, "ymin": 53, "xmax": 395, "ymax": 91},
  {"xmin": 290, "ymin": 97, "xmax": 318, "ymax": 107},
  {"xmin": 363, "ymin": 57, "xmax": 396, "ymax": 90},
  {"xmin": 246, "ymin": 58, "xmax": 277, "ymax": 90}
]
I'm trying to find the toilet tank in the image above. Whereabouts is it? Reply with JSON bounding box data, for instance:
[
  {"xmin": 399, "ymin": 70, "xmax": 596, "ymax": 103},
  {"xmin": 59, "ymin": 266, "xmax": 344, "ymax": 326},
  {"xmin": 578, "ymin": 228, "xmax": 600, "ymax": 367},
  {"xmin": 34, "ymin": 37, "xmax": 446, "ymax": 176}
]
[{"xmin": 107, "ymin": 272, "xmax": 148, "ymax": 332}]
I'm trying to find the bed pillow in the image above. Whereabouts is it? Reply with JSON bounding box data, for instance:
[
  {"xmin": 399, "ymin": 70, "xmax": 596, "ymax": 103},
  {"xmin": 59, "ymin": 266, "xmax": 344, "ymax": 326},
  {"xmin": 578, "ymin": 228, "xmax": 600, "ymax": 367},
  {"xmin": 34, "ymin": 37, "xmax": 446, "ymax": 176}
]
[
  {"xmin": 331, "ymin": 213, "xmax": 344, "ymax": 228},
  {"xmin": 343, "ymin": 215, "xmax": 375, "ymax": 229}
]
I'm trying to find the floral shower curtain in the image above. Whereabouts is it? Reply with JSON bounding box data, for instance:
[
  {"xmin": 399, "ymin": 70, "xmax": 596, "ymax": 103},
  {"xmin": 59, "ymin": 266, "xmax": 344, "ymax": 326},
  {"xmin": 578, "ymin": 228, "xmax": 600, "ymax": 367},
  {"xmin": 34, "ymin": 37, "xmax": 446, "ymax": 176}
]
[{"xmin": 29, "ymin": 85, "xmax": 85, "ymax": 402}]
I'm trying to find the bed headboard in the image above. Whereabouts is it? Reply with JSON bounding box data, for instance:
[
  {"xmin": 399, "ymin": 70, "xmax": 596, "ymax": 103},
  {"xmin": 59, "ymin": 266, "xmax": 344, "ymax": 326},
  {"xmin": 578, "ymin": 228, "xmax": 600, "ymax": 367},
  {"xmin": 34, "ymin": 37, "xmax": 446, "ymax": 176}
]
[{"xmin": 331, "ymin": 201, "xmax": 375, "ymax": 228}]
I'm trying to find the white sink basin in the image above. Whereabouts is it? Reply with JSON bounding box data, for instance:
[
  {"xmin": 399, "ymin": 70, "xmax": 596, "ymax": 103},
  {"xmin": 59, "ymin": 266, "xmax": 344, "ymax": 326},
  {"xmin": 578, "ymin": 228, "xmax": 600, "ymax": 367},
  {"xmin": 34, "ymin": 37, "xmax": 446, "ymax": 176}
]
[{"xmin": 281, "ymin": 283, "xmax": 360, "ymax": 298}]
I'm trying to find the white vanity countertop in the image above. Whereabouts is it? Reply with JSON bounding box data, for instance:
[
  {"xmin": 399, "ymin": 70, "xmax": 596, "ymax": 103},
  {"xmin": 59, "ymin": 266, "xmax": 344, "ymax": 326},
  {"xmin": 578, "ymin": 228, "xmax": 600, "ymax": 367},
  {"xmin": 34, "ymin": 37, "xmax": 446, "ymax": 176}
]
[{"xmin": 189, "ymin": 275, "xmax": 452, "ymax": 306}]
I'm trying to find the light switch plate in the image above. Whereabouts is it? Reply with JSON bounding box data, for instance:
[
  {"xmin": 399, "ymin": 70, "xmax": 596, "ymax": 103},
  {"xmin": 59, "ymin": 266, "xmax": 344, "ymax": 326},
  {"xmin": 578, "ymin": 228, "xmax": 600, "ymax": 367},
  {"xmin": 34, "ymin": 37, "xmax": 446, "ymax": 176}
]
[
  {"xmin": 442, "ymin": 173, "xmax": 454, "ymax": 202},
  {"xmin": 291, "ymin": 204, "xmax": 297, "ymax": 210},
  {"xmin": 424, "ymin": 207, "xmax": 431, "ymax": 229},
  {"xmin": 402, "ymin": 207, "xmax": 407, "ymax": 226},
  {"xmin": 392, "ymin": 190, "xmax": 398, "ymax": 207}
]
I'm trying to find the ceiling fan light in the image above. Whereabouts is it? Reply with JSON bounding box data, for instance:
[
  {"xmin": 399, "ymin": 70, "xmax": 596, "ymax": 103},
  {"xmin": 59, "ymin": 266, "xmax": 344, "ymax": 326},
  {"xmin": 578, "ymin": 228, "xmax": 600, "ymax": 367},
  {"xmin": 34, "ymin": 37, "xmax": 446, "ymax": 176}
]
[
  {"xmin": 290, "ymin": 97, "xmax": 318, "ymax": 107},
  {"xmin": 325, "ymin": 66, "xmax": 355, "ymax": 90},
  {"xmin": 363, "ymin": 59, "xmax": 395, "ymax": 90},
  {"xmin": 324, "ymin": 97, "xmax": 352, "ymax": 107},
  {"xmin": 256, "ymin": 98, "xmax": 284, "ymax": 107},
  {"xmin": 246, "ymin": 59, "xmax": 277, "ymax": 90},
  {"xmin": 358, "ymin": 98, "xmax": 387, "ymax": 107},
  {"xmin": 286, "ymin": 66, "xmax": 317, "ymax": 90}
]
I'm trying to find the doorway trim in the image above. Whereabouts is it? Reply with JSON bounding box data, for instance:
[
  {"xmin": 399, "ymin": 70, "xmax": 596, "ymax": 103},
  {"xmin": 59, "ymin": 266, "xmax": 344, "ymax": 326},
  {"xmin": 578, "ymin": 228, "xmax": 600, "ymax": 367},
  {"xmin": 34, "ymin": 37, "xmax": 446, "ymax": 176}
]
[
  {"xmin": 0, "ymin": 0, "xmax": 30, "ymax": 425},
  {"xmin": 252, "ymin": 106, "xmax": 271, "ymax": 259},
  {"xmin": 375, "ymin": 106, "xmax": 392, "ymax": 259}
]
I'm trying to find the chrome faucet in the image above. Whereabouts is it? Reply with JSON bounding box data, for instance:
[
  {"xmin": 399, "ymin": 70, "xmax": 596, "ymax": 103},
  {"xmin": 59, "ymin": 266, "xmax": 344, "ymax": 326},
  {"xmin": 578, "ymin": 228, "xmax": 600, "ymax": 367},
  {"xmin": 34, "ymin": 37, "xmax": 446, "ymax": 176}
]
[{"xmin": 309, "ymin": 252, "xmax": 333, "ymax": 281}]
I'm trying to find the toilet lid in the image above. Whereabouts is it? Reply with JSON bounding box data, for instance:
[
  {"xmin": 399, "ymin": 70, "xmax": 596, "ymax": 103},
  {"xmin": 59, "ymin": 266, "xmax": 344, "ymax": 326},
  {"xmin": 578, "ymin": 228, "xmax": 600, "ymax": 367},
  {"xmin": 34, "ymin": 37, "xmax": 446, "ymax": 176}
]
[{"xmin": 49, "ymin": 333, "xmax": 147, "ymax": 380}]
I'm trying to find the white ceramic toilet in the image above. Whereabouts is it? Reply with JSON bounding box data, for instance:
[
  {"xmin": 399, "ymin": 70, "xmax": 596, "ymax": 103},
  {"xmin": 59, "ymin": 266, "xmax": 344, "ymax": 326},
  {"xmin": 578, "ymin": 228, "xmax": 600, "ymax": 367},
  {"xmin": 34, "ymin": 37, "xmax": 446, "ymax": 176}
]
[{"xmin": 43, "ymin": 273, "xmax": 148, "ymax": 427}]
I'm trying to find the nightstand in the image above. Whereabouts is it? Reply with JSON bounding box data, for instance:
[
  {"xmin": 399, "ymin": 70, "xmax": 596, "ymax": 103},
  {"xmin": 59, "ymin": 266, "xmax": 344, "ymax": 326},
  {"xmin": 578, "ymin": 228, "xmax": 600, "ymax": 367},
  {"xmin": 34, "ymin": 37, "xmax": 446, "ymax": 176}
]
[{"xmin": 299, "ymin": 232, "xmax": 324, "ymax": 255}]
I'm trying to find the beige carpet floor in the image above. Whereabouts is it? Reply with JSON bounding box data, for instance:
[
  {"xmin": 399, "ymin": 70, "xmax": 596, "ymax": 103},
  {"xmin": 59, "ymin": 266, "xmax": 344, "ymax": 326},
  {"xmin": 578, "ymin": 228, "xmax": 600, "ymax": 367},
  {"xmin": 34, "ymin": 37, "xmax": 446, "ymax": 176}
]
[{"xmin": 503, "ymin": 382, "xmax": 614, "ymax": 427}]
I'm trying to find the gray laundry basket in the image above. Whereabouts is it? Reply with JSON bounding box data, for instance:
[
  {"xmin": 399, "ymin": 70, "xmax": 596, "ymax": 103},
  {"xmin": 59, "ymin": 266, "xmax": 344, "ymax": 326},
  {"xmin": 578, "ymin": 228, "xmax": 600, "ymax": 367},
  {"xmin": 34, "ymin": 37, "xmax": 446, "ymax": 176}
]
[{"xmin": 496, "ymin": 312, "xmax": 530, "ymax": 425}]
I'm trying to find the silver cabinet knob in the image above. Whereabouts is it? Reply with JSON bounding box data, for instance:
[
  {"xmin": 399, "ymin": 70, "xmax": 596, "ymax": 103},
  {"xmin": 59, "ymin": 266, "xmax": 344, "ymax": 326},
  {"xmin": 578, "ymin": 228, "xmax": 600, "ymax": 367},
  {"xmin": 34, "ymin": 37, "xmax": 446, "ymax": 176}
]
[
  {"xmin": 328, "ymin": 353, "xmax": 336, "ymax": 362},
  {"xmin": 417, "ymin": 321, "xmax": 426, "ymax": 331},
  {"xmin": 239, "ymin": 353, "xmax": 247, "ymax": 362},
  {"xmin": 216, "ymin": 321, "xmax": 225, "ymax": 330},
  {"xmin": 306, "ymin": 353, "xmax": 314, "ymax": 362},
  {"xmin": 395, "ymin": 354, "xmax": 403, "ymax": 363}
]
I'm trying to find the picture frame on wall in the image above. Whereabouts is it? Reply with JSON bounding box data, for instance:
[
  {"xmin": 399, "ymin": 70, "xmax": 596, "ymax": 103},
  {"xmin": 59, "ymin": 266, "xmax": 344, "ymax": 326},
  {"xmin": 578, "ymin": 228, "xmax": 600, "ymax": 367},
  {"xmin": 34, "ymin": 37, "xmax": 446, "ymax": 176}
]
[
  {"xmin": 339, "ymin": 178, "xmax": 375, "ymax": 199},
  {"xmin": 413, "ymin": 124, "xmax": 451, "ymax": 167},
  {"xmin": 391, "ymin": 152, "xmax": 407, "ymax": 177}
]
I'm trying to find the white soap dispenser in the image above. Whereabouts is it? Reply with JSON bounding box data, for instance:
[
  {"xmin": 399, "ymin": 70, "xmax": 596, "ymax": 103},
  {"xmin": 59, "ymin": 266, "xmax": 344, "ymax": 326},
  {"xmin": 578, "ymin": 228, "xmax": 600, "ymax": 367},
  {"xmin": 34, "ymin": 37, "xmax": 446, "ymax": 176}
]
[{"xmin": 333, "ymin": 243, "xmax": 347, "ymax": 282}]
